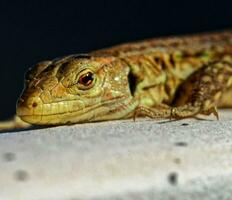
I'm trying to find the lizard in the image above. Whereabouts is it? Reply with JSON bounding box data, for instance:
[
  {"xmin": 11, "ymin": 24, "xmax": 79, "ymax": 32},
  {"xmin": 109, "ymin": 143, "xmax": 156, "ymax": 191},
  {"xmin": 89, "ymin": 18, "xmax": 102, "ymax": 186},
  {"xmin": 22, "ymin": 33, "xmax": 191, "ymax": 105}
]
[{"xmin": 1, "ymin": 30, "xmax": 232, "ymax": 129}]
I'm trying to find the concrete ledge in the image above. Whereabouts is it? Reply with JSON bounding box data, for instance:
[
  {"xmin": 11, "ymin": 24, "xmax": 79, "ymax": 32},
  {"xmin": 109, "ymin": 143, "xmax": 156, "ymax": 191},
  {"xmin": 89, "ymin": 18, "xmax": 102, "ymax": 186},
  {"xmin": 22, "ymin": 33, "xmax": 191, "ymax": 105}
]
[{"xmin": 1, "ymin": 110, "xmax": 232, "ymax": 200}]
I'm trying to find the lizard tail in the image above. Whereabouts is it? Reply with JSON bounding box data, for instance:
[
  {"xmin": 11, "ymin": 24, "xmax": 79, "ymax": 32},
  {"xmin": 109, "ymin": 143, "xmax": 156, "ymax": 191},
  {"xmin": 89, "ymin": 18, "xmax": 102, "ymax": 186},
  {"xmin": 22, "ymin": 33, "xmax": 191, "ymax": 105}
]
[{"xmin": 0, "ymin": 115, "xmax": 31, "ymax": 131}]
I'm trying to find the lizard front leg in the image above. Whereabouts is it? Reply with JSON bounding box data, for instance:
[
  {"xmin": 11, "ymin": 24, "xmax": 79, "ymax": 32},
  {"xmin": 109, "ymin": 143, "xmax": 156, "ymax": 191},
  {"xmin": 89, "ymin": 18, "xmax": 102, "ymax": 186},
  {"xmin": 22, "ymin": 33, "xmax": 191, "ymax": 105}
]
[{"xmin": 135, "ymin": 61, "xmax": 232, "ymax": 120}]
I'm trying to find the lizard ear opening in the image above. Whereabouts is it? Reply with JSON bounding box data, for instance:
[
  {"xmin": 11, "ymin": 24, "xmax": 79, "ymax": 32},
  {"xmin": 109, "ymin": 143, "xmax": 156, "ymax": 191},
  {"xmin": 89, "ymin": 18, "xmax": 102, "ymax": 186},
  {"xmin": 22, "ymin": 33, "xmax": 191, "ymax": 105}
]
[{"xmin": 128, "ymin": 70, "xmax": 137, "ymax": 96}]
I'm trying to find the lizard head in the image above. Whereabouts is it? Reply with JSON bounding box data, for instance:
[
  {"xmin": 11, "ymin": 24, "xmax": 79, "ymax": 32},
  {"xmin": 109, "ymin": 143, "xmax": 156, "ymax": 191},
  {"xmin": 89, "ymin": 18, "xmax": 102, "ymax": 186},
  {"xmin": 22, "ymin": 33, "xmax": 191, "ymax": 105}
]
[{"xmin": 16, "ymin": 54, "xmax": 136, "ymax": 125}]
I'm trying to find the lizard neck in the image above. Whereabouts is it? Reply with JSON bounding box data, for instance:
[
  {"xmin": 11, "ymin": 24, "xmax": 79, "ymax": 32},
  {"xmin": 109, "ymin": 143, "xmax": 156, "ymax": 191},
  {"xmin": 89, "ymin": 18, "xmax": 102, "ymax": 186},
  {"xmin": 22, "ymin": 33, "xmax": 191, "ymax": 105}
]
[{"xmin": 91, "ymin": 31, "xmax": 232, "ymax": 107}]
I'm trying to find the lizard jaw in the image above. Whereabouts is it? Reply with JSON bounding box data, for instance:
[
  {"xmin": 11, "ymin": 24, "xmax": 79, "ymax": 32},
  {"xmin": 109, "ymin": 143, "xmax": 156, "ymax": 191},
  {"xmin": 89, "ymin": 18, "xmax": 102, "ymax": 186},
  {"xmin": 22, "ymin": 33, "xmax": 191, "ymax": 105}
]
[{"xmin": 17, "ymin": 96, "xmax": 137, "ymax": 125}]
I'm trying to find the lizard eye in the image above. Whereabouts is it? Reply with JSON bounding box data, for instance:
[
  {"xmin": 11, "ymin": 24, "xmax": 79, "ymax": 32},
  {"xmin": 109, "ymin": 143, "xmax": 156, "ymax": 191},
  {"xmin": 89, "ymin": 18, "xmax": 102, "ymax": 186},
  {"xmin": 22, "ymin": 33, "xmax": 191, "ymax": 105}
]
[{"xmin": 77, "ymin": 70, "xmax": 95, "ymax": 90}]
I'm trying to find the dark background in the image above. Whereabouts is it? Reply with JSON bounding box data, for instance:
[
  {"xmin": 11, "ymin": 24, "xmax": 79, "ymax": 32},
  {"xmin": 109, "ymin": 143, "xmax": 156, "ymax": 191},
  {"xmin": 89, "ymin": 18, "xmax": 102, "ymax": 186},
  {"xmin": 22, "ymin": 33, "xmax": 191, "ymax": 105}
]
[{"xmin": 0, "ymin": 0, "xmax": 231, "ymax": 120}]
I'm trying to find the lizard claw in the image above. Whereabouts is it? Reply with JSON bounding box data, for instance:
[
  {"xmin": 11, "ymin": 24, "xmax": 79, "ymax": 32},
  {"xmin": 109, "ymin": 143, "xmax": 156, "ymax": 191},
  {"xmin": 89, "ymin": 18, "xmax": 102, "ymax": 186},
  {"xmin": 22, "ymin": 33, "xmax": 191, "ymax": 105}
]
[
  {"xmin": 201, "ymin": 106, "xmax": 219, "ymax": 120},
  {"xmin": 133, "ymin": 107, "xmax": 139, "ymax": 122},
  {"xmin": 209, "ymin": 106, "xmax": 219, "ymax": 120},
  {"xmin": 170, "ymin": 107, "xmax": 177, "ymax": 121}
]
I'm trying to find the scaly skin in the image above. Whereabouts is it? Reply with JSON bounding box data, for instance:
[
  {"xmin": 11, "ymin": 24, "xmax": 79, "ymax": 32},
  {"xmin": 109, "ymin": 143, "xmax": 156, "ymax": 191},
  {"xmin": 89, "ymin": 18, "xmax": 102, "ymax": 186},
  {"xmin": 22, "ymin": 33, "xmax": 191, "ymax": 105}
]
[{"xmin": 16, "ymin": 31, "xmax": 232, "ymax": 125}]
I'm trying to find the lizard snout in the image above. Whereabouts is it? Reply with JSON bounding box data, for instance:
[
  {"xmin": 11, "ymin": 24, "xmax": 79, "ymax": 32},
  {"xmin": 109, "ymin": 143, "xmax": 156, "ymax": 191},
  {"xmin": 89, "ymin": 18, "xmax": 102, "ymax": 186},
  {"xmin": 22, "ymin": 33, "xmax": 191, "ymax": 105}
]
[{"xmin": 17, "ymin": 95, "xmax": 43, "ymax": 115}]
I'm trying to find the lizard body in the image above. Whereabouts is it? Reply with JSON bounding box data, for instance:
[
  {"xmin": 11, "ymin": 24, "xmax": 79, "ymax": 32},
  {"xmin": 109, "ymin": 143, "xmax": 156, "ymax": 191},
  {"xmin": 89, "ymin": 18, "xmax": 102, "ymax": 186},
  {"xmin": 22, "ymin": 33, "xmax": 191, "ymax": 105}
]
[{"xmin": 16, "ymin": 31, "xmax": 232, "ymax": 125}]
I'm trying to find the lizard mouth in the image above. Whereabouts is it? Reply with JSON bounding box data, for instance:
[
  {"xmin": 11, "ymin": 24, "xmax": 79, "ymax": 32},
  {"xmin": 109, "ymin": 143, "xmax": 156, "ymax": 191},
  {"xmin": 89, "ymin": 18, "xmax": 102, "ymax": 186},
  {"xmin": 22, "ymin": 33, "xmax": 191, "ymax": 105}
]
[
  {"xmin": 17, "ymin": 96, "xmax": 136, "ymax": 125},
  {"xmin": 18, "ymin": 106, "xmax": 106, "ymax": 125}
]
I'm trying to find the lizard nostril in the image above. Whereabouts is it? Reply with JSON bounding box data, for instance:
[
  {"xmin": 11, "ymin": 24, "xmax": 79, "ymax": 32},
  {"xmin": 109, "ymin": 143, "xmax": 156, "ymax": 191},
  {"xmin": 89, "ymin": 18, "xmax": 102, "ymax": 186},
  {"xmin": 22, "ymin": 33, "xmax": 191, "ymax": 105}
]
[{"xmin": 32, "ymin": 102, "xmax": 38, "ymax": 108}]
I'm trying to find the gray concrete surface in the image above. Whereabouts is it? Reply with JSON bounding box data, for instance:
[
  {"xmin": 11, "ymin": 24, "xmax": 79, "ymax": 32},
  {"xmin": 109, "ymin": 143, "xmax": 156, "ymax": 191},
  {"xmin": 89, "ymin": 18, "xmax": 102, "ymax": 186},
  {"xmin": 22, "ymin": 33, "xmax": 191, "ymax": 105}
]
[{"xmin": 1, "ymin": 110, "xmax": 232, "ymax": 200}]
